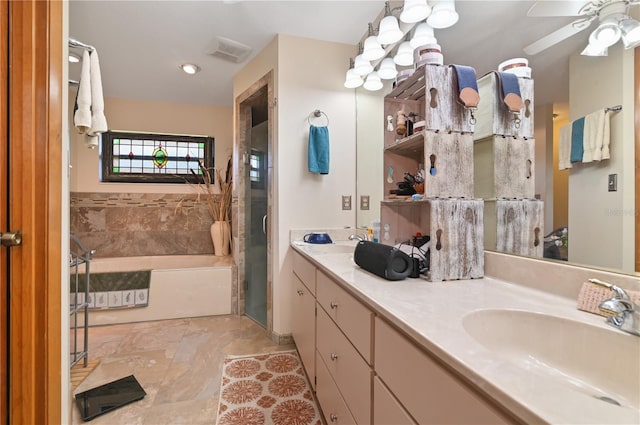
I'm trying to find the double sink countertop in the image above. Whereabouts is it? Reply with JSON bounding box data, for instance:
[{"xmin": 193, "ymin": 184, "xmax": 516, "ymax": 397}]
[{"xmin": 291, "ymin": 239, "xmax": 640, "ymax": 425}]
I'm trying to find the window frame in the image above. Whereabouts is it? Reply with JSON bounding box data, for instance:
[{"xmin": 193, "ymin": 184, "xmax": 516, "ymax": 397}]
[{"xmin": 100, "ymin": 131, "xmax": 215, "ymax": 184}]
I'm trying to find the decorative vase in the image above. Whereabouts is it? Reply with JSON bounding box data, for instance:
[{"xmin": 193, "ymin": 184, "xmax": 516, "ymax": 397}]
[{"xmin": 210, "ymin": 221, "xmax": 230, "ymax": 256}]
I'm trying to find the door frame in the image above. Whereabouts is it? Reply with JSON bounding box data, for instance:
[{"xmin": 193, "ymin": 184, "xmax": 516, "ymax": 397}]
[
  {"xmin": 234, "ymin": 72, "xmax": 274, "ymax": 334},
  {"xmin": 6, "ymin": 1, "xmax": 63, "ymax": 423}
]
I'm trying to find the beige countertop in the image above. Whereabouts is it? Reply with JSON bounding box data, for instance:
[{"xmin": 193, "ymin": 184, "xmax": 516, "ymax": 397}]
[{"xmin": 291, "ymin": 239, "xmax": 640, "ymax": 425}]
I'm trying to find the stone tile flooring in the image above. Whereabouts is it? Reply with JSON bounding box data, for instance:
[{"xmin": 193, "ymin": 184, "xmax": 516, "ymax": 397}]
[{"xmin": 72, "ymin": 315, "xmax": 294, "ymax": 424}]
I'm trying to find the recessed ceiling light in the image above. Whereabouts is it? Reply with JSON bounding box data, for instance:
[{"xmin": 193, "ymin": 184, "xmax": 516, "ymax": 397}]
[
  {"xmin": 69, "ymin": 53, "xmax": 80, "ymax": 63},
  {"xmin": 180, "ymin": 63, "xmax": 200, "ymax": 75}
]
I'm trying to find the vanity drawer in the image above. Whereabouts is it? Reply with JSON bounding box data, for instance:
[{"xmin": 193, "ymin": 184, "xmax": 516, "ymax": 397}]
[
  {"xmin": 315, "ymin": 350, "xmax": 356, "ymax": 425},
  {"xmin": 293, "ymin": 251, "xmax": 316, "ymax": 295},
  {"xmin": 375, "ymin": 317, "xmax": 513, "ymax": 425},
  {"xmin": 316, "ymin": 270, "xmax": 373, "ymax": 363},
  {"xmin": 291, "ymin": 274, "xmax": 316, "ymax": 390},
  {"xmin": 317, "ymin": 306, "xmax": 372, "ymax": 425},
  {"xmin": 373, "ymin": 376, "xmax": 417, "ymax": 425}
]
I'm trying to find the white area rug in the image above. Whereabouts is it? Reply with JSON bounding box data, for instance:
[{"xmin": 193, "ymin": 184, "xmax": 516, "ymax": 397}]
[{"xmin": 217, "ymin": 350, "xmax": 321, "ymax": 425}]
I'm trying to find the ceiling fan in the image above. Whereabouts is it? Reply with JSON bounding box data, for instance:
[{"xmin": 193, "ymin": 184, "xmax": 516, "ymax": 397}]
[{"xmin": 523, "ymin": 0, "xmax": 640, "ymax": 55}]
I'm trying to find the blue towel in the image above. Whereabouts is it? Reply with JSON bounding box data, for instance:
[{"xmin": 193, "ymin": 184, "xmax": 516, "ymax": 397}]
[
  {"xmin": 308, "ymin": 125, "xmax": 329, "ymax": 174},
  {"xmin": 570, "ymin": 117, "xmax": 585, "ymax": 163}
]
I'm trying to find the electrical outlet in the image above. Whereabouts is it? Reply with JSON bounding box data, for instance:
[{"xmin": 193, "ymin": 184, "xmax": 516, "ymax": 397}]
[
  {"xmin": 360, "ymin": 195, "xmax": 370, "ymax": 210},
  {"xmin": 608, "ymin": 174, "xmax": 617, "ymax": 192},
  {"xmin": 342, "ymin": 195, "xmax": 352, "ymax": 210}
]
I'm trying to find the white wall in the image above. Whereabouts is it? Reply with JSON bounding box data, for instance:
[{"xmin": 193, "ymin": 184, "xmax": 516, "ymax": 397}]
[
  {"xmin": 234, "ymin": 34, "xmax": 356, "ymax": 337},
  {"xmin": 69, "ymin": 97, "xmax": 232, "ymax": 193},
  {"xmin": 568, "ymin": 44, "xmax": 635, "ymax": 272}
]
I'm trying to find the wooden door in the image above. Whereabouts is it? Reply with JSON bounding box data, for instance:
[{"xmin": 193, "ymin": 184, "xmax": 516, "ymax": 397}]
[
  {"xmin": 0, "ymin": 1, "xmax": 8, "ymax": 423},
  {"xmin": 4, "ymin": 1, "xmax": 63, "ymax": 423}
]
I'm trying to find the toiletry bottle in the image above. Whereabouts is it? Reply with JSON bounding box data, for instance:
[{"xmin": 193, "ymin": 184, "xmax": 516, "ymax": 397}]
[
  {"xmin": 372, "ymin": 220, "xmax": 380, "ymax": 243},
  {"xmin": 367, "ymin": 227, "xmax": 373, "ymax": 242}
]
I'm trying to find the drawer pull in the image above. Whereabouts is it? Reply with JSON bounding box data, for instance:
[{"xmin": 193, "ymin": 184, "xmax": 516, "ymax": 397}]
[
  {"xmin": 330, "ymin": 413, "xmax": 338, "ymax": 422},
  {"xmin": 330, "ymin": 301, "xmax": 338, "ymax": 309},
  {"xmin": 330, "ymin": 352, "xmax": 339, "ymax": 361},
  {"xmin": 297, "ymin": 289, "xmax": 304, "ymax": 296}
]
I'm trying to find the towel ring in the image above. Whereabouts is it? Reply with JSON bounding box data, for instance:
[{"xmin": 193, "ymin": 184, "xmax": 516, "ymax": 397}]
[{"xmin": 308, "ymin": 110, "xmax": 329, "ymax": 126}]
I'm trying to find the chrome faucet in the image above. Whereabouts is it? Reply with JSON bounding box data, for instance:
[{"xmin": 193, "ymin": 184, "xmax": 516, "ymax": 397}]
[
  {"xmin": 348, "ymin": 233, "xmax": 366, "ymax": 242},
  {"xmin": 589, "ymin": 278, "xmax": 640, "ymax": 337}
]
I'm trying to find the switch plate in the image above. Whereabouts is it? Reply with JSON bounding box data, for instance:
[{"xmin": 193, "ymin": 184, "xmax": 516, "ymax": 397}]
[
  {"xmin": 608, "ymin": 174, "xmax": 617, "ymax": 192},
  {"xmin": 360, "ymin": 195, "xmax": 370, "ymax": 210},
  {"xmin": 342, "ymin": 195, "xmax": 352, "ymax": 210}
]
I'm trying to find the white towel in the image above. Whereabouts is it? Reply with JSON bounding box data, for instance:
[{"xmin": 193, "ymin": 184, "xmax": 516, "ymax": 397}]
[
  {"xmin": 73, "ymin": 50, "xmax": 92, "ymax": 134},
  {"xmin": 582, "ymin": 110, "xmax": 601, "ymax": 163},
  {"xmin": 558, "ymin": 124, "xmax": 572, "ymax": 170},
  {"xmin": 88, "ymin": 50, "xmax": 108, "ymax": 136},
  {"xmin": 597, "ymin": 110, "xmax": 611, "ymax": 160}
]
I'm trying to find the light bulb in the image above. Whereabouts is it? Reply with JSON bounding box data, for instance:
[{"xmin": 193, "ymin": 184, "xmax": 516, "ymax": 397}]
[{"xmin": 180, "ymin": 63, "xmax": 201, "ymax": 75}]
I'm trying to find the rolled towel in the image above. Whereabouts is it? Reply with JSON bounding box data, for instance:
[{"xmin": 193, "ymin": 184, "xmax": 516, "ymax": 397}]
[
  {"xmin": 73, "ymin": 50, "xmax": 92, "ymax": 134},
  {"xmin": 308, "ymin": 125, "xmax": 329, "ymax": 175},
  {"xmin": 88, "ymin": 49, "xmax": 108, "ymax": 136},
  {"xmin": 558, "ymin": 124, "xmax": 572, "ymax": 170}
]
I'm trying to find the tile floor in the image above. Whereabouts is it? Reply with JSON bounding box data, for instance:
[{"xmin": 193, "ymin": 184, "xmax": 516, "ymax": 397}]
[{"xmin": 71, "ymin": 315, "xmax": 294, "ymax": 424}]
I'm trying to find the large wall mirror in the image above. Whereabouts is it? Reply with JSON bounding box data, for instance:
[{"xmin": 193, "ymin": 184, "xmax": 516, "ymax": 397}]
[{"xmin": 355, "ymin": 0, "xmax": 638, "ymax": 276}]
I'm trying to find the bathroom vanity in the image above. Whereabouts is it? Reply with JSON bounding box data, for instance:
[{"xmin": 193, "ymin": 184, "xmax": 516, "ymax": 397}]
[{"xmin": 290, "ymin": 238, "xmax": 640, "ymax": 425}]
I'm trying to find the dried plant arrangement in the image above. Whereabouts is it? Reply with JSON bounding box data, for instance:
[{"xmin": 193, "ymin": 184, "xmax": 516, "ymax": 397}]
[{"xmin": 190, "ymin": 157, "xmax": 233, "ymax": 223}]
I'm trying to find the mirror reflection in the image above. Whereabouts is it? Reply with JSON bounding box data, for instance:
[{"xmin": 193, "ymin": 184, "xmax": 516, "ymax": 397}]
[{"xmin": 355, "ymin": 0, "xmax": 637, "ymax": 276}]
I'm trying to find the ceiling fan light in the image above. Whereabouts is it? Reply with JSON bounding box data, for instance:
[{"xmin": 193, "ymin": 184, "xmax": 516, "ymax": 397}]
[
  {"xmin": 363, "ymin": 71, "xmax": 384, "ymax": 91},
  {"xmin": 362, "ymin": 35, "xmax": 386, "ymax": 61},
  {"xmin": 427, "ymin": 0, "xmax": 459, "ymax": 29},
  {"xmin": 353, "ymin": 54, "xmax": 374, "ymax": 76},
  {"xmin": 378, "ymin": 58, "xmax": 398, "ymax": 80},
  {"xmin": 344, "ymin": 68, "xmax": 364, "ymax": 88},
  {"xmin": 377, "ymin": 15, "xmax": 404, "ymax": 45},
  {"xmin": 589, "ymin": 19, "xmax": 621, "ymax": 48},
  {"xmin": 400, "ymin": 0, "xmax": 431, "ymax": 24},
  {"xmin": 393, "ymin": 41, "xmax": 414, "ymax": 66},
  {"xmin": 410, "ymin": 23, "xmax": 437, "ymax": 49},
  {"xmin": 581, "ymin": 42, "xmax": 608, "ymax": 57},
  {"xmin": 620, "ymin": 18, "xmax": 640, "ymax": 49}
]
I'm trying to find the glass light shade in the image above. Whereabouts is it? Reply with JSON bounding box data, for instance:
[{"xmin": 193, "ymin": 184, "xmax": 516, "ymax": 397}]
[
  {"xmin": 363, "ymin": 72, "xmax": 383, "ymax": 91},
  {"xmin": 589, "ymin": 19, "xmax": 621, "ymax": 48},
  {"xmin": 427, "ymin": 0, "xmax": 459, "ymax": 29},
  {"xmin": 353, "ymin": 54, "xmax": 374, "ymax": 76},
  {"xmin": 581, "ymin": 42, "xmax": 608, "ymax": 56},
  {"xmin": 69, "ymin": 53, "xmax": 80, "ymax": 63},
  {"xmin": 377, "ymin": 15, "xmax": 404, "ymax": 45},
  {"xmin": 393, "ymin": 41, "xmax": 414, "ymax": 66},
  {"xmin": 362, "ymin": 35, "xmax": 385, "ymax": 61},
  {"xmin": 620, "ymin": 18, "xmax": 640, "ymax": 49},
  {"xmin": 378, "ymin": 58, "xmax": 398, "ymax": 80},
  {"xmin": 410, "ymin": 23, "xmax": 437, "ymax": 48},
  {"xmin": 344, "ymin": 68, "xmax": 363, "ymax": 88},
  {"xmin": 400, "ymin": 0, "xmax": 431, "ymax": 24}
]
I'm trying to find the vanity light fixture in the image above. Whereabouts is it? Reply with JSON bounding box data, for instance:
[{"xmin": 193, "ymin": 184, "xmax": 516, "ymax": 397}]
[
  {"xmin": 377, "ymin": 57, "xmax": 398, "ymax": 80},
  {"xmin": 393, "ymin": 41, "xmax": 414, "ymax": 66},
  {"xmin": 363, "ymin": 71, "xmax": 383, "ymax": 91},
  {"xmin": 400, "ymin": 0, "xmax": 431, "ymax": 24},
  {"xmin": 344, "ymin": 59, "xmax": 364, "ymax": 88},
  {"xmin": 362, "ymin": 23, "xmax": 386, "ymax": 61},
  {"xmin": 68, "ymin": 53, "xmax": 81, "ymax": 63},
  {"xmin": 410, "ymin": 22, "xmax": 437, "ymax": 48},
  {"xmin": 180, "ymin": 63, "xmax": 201, "ymax": 75},
  {"xmin": 377, "ymin": 2, "xmax": 404, "ymax": 45},
  {"xmin": 427, "ymin": 0, "xmax": 459, "ymax": 29},
  {"xmin": 353, "ymin": 43, "xmax": 374, "ymax": 76},
  {"xmin": 620, "ymin": 17, "xmax": 640, "ymax": 49}
]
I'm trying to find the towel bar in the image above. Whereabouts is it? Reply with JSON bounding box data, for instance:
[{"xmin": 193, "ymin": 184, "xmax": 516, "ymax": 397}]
[{"xmin": 308, "ymin": 109, "xmax": 329, "ymax": 126}]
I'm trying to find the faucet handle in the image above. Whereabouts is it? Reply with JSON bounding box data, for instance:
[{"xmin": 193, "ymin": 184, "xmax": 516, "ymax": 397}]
[{"xmin": 589, "ymin": 278, "xmax": 630, "ymax": 300}]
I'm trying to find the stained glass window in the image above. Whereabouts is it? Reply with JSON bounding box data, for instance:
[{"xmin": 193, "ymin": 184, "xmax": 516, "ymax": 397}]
[{"xmin": 100, "ymin": 131, "xmax": 214, "ymax": 183}]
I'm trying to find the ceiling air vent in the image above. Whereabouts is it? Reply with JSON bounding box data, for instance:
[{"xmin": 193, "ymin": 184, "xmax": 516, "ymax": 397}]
[{"xmin": 210, "ymin": 36, "xmax": 252, "ymax": 63}]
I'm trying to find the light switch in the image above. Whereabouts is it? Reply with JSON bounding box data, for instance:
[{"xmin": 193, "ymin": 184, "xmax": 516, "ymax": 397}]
[
  {"xmin": 342, "ymin": 195, "xmax": 352, "ymax": 210},
  {"xmin": 360, "ymin": 195, "xmax": 370, "ymax": 210},
  {"xmin": 608, "ymin": 174, "xmax": 617, "ymax": 192}
]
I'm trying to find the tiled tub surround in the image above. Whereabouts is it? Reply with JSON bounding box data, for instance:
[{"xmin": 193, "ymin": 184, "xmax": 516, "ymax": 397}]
[
  {"xmin": 71, "ymin": 192, "xmax": 216, "ymax": 257},
  {"xmin": 77, "ymin": 255, "xmax": 234, "ymax": 326},
  {"xmin": 290, "ymin": 234, "xmax": 640, "ymax": 424}
]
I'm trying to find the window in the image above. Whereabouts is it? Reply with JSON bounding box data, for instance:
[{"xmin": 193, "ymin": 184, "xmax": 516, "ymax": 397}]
[
  {"xmin": 100, "ymin": 131, "xmax": 215, "ymax": 183},
  {"xmin": 249, "ymin": 149, "xmax": 266, "ymax": 189}
]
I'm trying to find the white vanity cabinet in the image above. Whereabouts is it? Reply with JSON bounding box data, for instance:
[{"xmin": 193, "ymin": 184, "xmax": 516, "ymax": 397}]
[
  {"xmin": 374, "ymin": 317, "xmax": 515, "ymax": 425},
  {"xmin": 291, "ymin": 251, "xmax": 317, "ymax": 389}
]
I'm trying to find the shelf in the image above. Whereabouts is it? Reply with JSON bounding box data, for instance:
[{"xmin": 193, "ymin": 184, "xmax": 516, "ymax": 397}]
[
  {"xmin": 387, "ymin": 67, "xmax": 427, "ymax": 101},
  {"xmin": 382, "ymin": 198, "xmax": 428, "ymax": 205},
  {"xmin": 384, "ymin": 131, "xmax": 424, "ymax": 158}
]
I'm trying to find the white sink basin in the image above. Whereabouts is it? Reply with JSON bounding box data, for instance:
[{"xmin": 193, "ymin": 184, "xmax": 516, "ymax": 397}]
[{"xmin": 463, "ymin": 309, "xmax": 640, "ymax": 409}]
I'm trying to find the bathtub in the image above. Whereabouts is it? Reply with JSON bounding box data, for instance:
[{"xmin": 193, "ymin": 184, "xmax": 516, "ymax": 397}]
[{"xmin": 76, "ymin": 255, "xmax": 234, "ymax": 326}]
